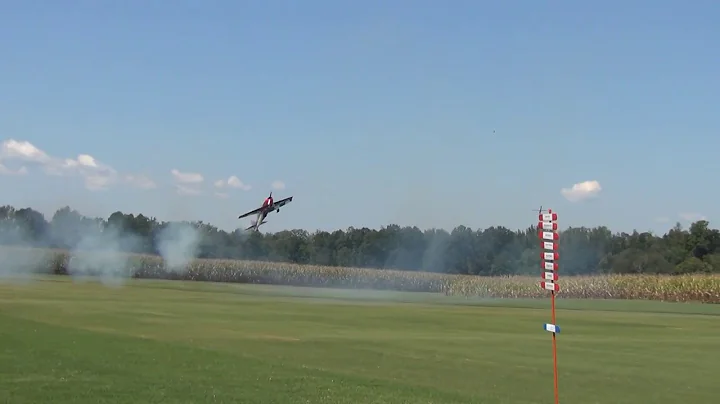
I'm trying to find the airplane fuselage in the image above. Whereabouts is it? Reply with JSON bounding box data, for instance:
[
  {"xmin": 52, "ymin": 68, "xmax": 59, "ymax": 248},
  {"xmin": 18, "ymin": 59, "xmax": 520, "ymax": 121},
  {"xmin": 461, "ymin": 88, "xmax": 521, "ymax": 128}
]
[
  {"xmin": 250, "ymin": 205, "xmax": 275, "ymax": 231},
  {"xmin": 255, "ymin": 209, "xmax": 268, "ymax": 229}
]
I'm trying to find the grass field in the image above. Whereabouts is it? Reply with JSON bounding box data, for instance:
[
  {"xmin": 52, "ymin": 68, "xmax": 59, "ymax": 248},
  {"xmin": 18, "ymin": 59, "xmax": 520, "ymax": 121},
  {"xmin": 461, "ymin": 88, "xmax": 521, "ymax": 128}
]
[{"xmin": 1, "ymin": 277, "xmax": 719, "ymax": 403}]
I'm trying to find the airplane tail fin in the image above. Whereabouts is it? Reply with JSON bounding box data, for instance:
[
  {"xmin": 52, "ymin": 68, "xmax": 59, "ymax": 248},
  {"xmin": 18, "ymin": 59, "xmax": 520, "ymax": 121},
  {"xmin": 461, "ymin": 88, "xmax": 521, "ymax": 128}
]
[{"xmin": 244, "ymin": 220, "xmax": 267, "ymax": 231}]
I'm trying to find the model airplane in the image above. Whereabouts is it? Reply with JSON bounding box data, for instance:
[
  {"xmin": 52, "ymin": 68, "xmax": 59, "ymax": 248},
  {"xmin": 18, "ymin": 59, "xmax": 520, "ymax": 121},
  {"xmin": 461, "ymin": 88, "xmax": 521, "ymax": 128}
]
[
  {"xmin": 238, "ymin": 192, "xmax": 293, "ymax": 231},
  {"xmin": 533, "ymin": 205, "xmax": 548, "ymax": 215}
]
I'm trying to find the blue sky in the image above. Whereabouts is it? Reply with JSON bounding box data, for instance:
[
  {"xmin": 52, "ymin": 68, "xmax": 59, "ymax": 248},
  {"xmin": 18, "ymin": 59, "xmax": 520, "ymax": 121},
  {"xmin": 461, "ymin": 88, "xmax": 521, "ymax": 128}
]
[{"xmin": 1, "ymin": 1, "xmax": 718, "ymax": 234}]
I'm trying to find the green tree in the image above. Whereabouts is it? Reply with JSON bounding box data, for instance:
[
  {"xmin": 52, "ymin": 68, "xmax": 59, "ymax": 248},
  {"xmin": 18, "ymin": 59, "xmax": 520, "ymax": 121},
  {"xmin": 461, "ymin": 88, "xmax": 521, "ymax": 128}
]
[{"xmin": 0, "ymin": 203, "xmax": 718, "ymax": 276}]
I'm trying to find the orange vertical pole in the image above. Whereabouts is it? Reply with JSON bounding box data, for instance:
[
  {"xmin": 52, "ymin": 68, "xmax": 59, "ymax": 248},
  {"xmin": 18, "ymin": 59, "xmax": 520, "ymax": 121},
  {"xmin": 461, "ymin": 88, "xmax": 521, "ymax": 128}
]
[
  {"xmin": 539, "ymin": 208, "xmax": 560, "ymax": 404},
  {"xmin": 551, "ymin": 291, "xmax": 559, "ymax": 404}
]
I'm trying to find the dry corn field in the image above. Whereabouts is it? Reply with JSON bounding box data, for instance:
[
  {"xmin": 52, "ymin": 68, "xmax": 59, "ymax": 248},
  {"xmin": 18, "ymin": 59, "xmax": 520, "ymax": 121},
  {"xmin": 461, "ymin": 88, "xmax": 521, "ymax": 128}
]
[{"xmin": 2, "ymin": 246, "xmax": 719, "ymax": 303}]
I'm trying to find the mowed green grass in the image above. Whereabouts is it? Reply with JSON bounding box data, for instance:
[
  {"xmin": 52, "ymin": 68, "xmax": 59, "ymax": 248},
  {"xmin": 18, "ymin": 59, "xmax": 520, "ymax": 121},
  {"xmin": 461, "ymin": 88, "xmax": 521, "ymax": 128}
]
[{"xmin": 1, "ymin": 277, "xmax": 719, "ymax": 404}]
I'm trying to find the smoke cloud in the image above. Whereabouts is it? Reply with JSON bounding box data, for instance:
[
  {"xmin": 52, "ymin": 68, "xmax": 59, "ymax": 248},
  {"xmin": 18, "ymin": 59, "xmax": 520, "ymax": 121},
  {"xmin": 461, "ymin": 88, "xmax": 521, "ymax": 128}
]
[
  {"xmin": 0, "ymin": 206, "xmax": 202, "ymax": 286},
  {"xmin": 157, "ymin": 222, "xmax": 200, "ymax": 272},
  {"xmin": 66, "ymin": 224, "xmax": 141, "ymax": 287}
]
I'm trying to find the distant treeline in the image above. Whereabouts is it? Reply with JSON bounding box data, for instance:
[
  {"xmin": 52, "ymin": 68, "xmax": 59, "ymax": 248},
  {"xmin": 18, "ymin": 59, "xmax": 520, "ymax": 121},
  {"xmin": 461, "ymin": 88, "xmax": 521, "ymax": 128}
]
[{"xmin": 1, "ymin": 205, "xmax": 719, "ymax": 275}]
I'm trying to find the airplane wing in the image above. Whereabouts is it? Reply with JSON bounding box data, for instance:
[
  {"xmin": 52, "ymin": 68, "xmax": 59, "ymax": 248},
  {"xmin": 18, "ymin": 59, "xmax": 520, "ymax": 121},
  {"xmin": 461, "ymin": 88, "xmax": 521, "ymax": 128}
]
[
  {"xmin": 238, "ymin": 206, "xmax": 263, "ymax": 219},
  {"xmin": 269, "ymin": 196, "xmax": 293, "ymax": 211}
]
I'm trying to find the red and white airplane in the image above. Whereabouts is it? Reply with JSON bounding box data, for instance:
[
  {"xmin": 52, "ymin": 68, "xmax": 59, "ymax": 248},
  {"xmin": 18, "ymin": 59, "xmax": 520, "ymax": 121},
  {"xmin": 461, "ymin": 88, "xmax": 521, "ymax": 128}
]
[{"xmin": 238, "ymin": 192, "xmax": 293, "ymax": 231}]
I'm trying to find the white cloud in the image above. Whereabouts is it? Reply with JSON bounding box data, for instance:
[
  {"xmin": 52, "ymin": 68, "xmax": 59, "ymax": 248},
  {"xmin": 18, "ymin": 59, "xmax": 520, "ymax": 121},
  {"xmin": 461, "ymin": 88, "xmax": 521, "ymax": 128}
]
[
  {"xmin": 1, "ymin": 139, "xmax": 50, "ymax": 163},
  {"xmin": 214, "ymin": 175, "xmax": 251, "ymax": 191},
  {"xmin": 171, "ymin": 169, "xmax": 204, "ymax": 184},
  {"xmin": 1, "ymin": 139, "xmax": 272, "ymax": 196},
  {"xmin": 61, "ymin": 154, "xmax": 118, "ymax": 190},
  {"xmin": 227, "ymin": 176, "xmax": 243, "ymax": 188},
  {"xmin": 560, "ymin": 180, "xmax": 602, "ymax": 202},
  {"xmin": 81, "ymin": 175, "xmax": 109, "ymax": 190},
  {"xmin": 679, "ymin": 212, "xmax": 706, "ymax": 222},
  {"xmin": 0, "ymin": 139, "xmax": 141, "ymax": 191},
  {"xmin": 124, "ymin": 174, "xmax": 157, "ymax": 189},
  {"xmin": 176, "ymin": 184, "xmax": 202, "ymax": 196},
  {"xmin": 0, "ymin": 163, "xmax": 28, "ymax": 176},
  {"xmin": 271, "ymin": 180, "xmax": 286, "ymax": 190}
]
